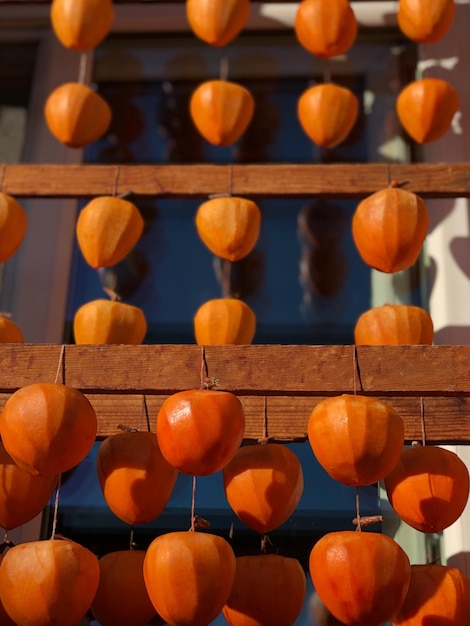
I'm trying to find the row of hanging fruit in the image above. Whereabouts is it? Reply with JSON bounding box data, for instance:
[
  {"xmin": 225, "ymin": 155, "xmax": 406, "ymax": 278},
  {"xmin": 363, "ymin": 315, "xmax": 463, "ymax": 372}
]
[{"xmin": 0, "ymin": 366, "xmax": 468, "ymax": 624}]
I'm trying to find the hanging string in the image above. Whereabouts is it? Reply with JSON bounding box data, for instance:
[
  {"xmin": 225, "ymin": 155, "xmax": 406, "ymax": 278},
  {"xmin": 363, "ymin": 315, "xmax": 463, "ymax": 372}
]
[
  {"xmin": 50, "ymin": 474, "xmax": 63, "ymax": 540},
  {"xmin": 352, "ymin": 345, "xmax": 363, "ymax": 394},
  {"xmin": 355, "ymin": 486, "xmax": 361, "ymax": 532},
  {"xmin": 200, "ymin": 345, "xmax": 208, "ymax": 388},
  {"xmin": 54, "ymin": 344, "xmax": 66, "ymax": 385},
  {"xmin": 113, "ymin": 165, "xmax": 121, "ymax": 197},
  {"xmin": 143, "ymin": 395, "xmax": 151, "ymax": 432},
  {"xmin": 420, "ymin": 397, "xmax": 427, "ymax": 446},
  {"xmin": 129, "ymin": 526, "xmax": 137, "ymax": 550},
  {"xmin": 221, "ymin": 261, "xmax": 232, "ymax": 298},
  {"xmin": 190, "ymin": 475, "xmax": 197, "ymax": 531},
  {"xmin": 78, "ymin": 51, "xmax": 90, "ymax": 85},
  {"xmin": 220, "ymin": 56, "xmax": 229, "ymax": 81},
  {"xmin": 227, "ymin": 164, "xmax": 233, "ymax": 196},
  {"xmin": 50, "ymin": 345, "xmax": 66, "ymax": 539}
]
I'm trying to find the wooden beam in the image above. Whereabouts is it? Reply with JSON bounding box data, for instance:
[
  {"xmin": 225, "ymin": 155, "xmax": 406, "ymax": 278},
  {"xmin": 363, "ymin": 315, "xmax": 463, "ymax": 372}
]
[
  {"xmin": 2, "ymin": 163, "xmax": 470, "ymax": 199},
  {"xmin": 0, "ymin": 344, "xmax": 469, "ymax": 444}
]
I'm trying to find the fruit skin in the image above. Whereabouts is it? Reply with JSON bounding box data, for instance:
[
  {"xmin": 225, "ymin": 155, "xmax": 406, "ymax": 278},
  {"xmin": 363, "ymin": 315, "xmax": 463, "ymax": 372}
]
[
  {"xmin": 384, "ymin": 445, "xmax": 470, "ymax": 533},
  {"xmin": 0, "ymin": 440, "xmax": 58, "ymax": 530},
  {"xmin": 76, "ymin": 196, "xmax": 144, "ymax": 269},
  {"xmin": 194, "ymin": 298, "xmax": 256, "ymax": 345},
  {"xmin": 73, "ymin": 299, "xmax": 147, "ymax": 345},
  {"xmin": 0, "ymin": 538, "xmax": 100, "ymax": 626},
  {"xmin": 352, "ymin": 187, "xmax": 429, "ymax": 274},
  {"xmin": 355, "ymin": 304, "xmax": 434, "ymax": 345},
  {"xmin": 143, "ymin": 531, "xmax": 236, "ymax": 626},
  {"xmin": 44, "ymin": 82, "xmax": 112, "ymax": 148},
  {"xmin": 310, "ymin": 531, "xmax": 411, "ymax": 626},
  {"xmin": 0, "ymin": 382, "xmax": 97, "ymax": 476},
  {"xmin": 398, "ymin": 0, "xmax": 455, "ymax": 44},
  {"xmin": 0, "ymin": 556, "xmax": 15, "ymax": 626},
  {"xmin": 223, "ymin": 443, "xmax": 304, "ymax": 533},
  {"xmin": 298, "ymin": 84, "xmax": 359, "ymax": 148},
  {"xmin": 190, "ymin": 80, "xmax": 254, "ymax": 146},
  {"xmin": 50, "ymin": 0, "xmax": 114, "ymax": 50},
  {"xmin": 223, "ymin": 553, "xmax": 306, "ymax": 626},
  {"xmin": 156, "ymin": 389, "xmax": 245, "ymax": 476},
  {"xmin": 295, "ymin": 0, "xmax": 357, "ymax": 58},
  {"xmin": 397, "ymin": 78, "xmax": 459, "ymax": 144},
  {"xmin": 186, "ymin": 0, "xmax": 250, "ymax": 46},
  {"xmin": 308, "ymin": 394, "xmax": 404, "ymax": 486},
  {"xmin": 392, "ymin": 563, "xmax": 470, "ymax": 626},
  {"xmin": 0, "ymin": 193, "xmax": 27, "ymax": 263},
  {"xmin": 91, "ymin": 550, "xmax": 158, "ymax": 626},
  {"xmin": 195, "ymin": 196, "xmax": 261, "ymax": 262},
  {"xmin": 96, "ymin": 431, "xmax": 178, "ymax": 526},
  {"xmin": 0, "ymin": 316, "xmax": 24, "ymax": 343}
]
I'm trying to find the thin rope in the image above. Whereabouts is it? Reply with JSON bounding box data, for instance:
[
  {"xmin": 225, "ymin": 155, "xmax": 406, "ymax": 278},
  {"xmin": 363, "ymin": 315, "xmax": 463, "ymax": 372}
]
[
  {"xmin": 129, "ymin": 526, "xmax": 135, "ymax": 550},
  {"xmin": 54, "ymin": 345, "xmax": 66, "ymax": 385},
  {"xmin": 143, "ymin": 395, "xmax": 151, "ymax": 432},
  {"xmin": 263, "ymin": 397, "xmax": 268, "ymax": 440},
  {"xmin": 420, "ymin": 397, "xmax": 427, "ymax": 446},
  {"xmin": 220, "ymin": 56, "xmax": 229, "ymax": 81},
  {"xmin": 113, "ymin": 165, "xmax": 121, "ymax": 196},
  {"xmin": 353, "ymin": 346, "xmax": 357, "ymax": 395},
  {"xmin": 50, "ymin": 474, "xmax": 62, "ymax": 539},
  {"xmin": 200, "ymin": 345, "xmax": 208, "ymax": 388},
  {"xmin": 355, "ymin": 486, "xmax": 361, "ymax": 532},
  {"xmin": 190, "ymin": 475, "xmax": 197, "ymax": 531},
  {"xmin": 78, "ymin": 51, "xmax": 89, "ymax": 85},
  {"xmin": 227, "ymin": 164, "xmax": 233, "ymax": 196}
]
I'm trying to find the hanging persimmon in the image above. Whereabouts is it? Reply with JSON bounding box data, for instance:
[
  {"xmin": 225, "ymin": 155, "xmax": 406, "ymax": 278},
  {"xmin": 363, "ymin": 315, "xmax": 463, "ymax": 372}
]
[
  {"xmin": 91, "ymin": 550, "xmax": 158, "ymax": 626},
  {"xmin": 0, "ymin": 440, "xmax": 58, "ymax": 530},
  {"xmin": 195, "ymin": 196, "xmax": 261, "ymax": 262},
  {"xmin": 310, "ymin": 531, "xmax": 411, "ymax": 626},
  {"xmin": 194, "ymin": 298, "xmax": 256, "ymax": 345},
  {"xmin": 0, "ymin": 382, "xmax": 97, "ymax": 476},
  {"xmin": 397, "ymin": 78, "xmax": 459, "ymax": 144},
  {"xmin": 96, "ymin": 431, "xmax": 178, "ymax": 526},
  {"xmin": 308, "ymin": 395, "xmax": 404, "ymax": 486},
  {"xmin": 298, "ymin": 83, "xmax": 359, "ymax": 148},
  {"xmin": 156, "ymin": 389, "xmax": 245, "ymax": 475},
  {"xmin": 44, "ymin": 82, "xmax": 112, "ymax": 148},
  {"xmin": 295, "ymin": 0, "xmax": 357, "ymax": 58},
  {"xmin": 50, "ymin": 0, "xmax": 114, "ymax": 51},
  {"xmin": 384, "ymin": 445, "xmax": 470, "ymax": 533},
  {"xmin": 352, "ymin": 186, "xmax": 429, "ymax": 273},
  {"xmin": 223, "ymin": 554, "xmax": 306, "ymax": 626},
  {"xmin": 355, "ymin": 304, "xmax": 434, "ymax": 345},
  {"xmin": 73, "ymin": 298, "xmax": 147, "ymax": 344},
  {"xmin": 0, "ymin": 316, "xmax": 23, "ymax": 343},
  {"xmin": 0, "ymin": 193, "xmax": 27, "ymax": 263},
  {"xmin": 143, "ymin": 531, "xmax": 236, "ymax": 626},
  {"xmin": 76, "ymin": 196, "xmax": 144, "ymax": 269},
  {"xmin": 398, "ymin": 0, "xmax": 455, "ymax": 44},
  {"xmin": 223, "ymin": 443, "xmax": 304, "ymax": 534},
  {"xmin": 190, "ymin": 80, "xmax": 254, "ymax": 146},
  {"xmin": 0, "ymin": 538, "xmax": 100, "ymax": 626},
  {"xmin": 392, "ymin": 563, "xmax": 470, "ymax": 626},
  {"xmin": 186, "ymin": 0, "xmax": 250, "ymax": 46}
]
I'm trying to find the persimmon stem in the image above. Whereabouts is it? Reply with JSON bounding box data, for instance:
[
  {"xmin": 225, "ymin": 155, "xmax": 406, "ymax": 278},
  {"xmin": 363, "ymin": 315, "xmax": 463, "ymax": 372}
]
[
  {"xmin": 129, "ymin": 526, "xmax": 138, "ymax": 550},
  {"xmin": 389, "ymin": 179, "xmax": 410, "ymax": 189},
  {"xmin": 353, "ymin": 515, "xmax": 383, "ymax": 529},
  {"xmin": 260, "ymin": 534, "xmax": 273, "ymax": 553}
]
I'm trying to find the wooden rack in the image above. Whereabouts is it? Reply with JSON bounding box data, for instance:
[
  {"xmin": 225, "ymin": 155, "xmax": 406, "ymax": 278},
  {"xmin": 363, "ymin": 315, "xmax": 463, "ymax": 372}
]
[
  {"xmin": 0, "ymin": 344, "xmax": 469, "ymax": 444},
  {"xmin": 2, "ymin": 163, "xmax": 469, "ymax": 199},
  {"xmin": 1, "ymin": 161, "xmax": 469, "ymax": 445}
]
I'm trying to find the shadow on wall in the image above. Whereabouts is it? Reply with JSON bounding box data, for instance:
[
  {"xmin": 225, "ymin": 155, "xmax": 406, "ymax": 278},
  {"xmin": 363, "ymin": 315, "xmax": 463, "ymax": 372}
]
[
  {"xmin": 434, "ymin": 326, "xmax": 470, "ymax": 344},
  {"xmin": 446, "ymin": 551, "xmax": 470, "ymax": 575}
]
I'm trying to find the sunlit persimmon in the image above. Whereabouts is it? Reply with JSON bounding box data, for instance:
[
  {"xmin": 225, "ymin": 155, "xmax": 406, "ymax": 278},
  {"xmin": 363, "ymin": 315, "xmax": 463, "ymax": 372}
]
[
  {"xmin": 0, "ymin": 539, "xmax": 100, "ymax": 626},
  {"xmin": 0, "ymin": 382, "xmax": 97, "ymax": 476},
  {"xmin": 310, "ymin": 531, "xmax": 411, "ymax": 626},
  {"xmin": 295, "ymin": 0, "xmax": 357, "ymax": 58},
  {"xmin": 143, "ymin": 531, "xmax": 236, "ymax": 626},
  {"xmin": 384, "ymin": 445, "xmax": 470, "ymax": 533},
  {"xmin": 186, "ymin": 0, "xmax": 250, "ymax": 46},
  {"xmin": 398, "ymin": 0, "xmax": 455, "ymax": 43},
  {"xmin": 223, "ymin": 443, "xmax": 304, "ymax": 533},
  {"xmin": 308, "ymin": 395, "xmax": 404, "ymax": 486},
  {"xmin": 194, "ymin": 298, "xmax": 256, "ymax": 345},
  {"xmin": 223, "ymin": 553, "xmax": 306, "ymax": 626},
  {"xmin": 355, "ymin": 304, "xmax": 434, "ymax": 345},
  {"xmin": 97, "ymin": 431, "xmax": 178, "ymax": 525},
  {"xmin": 156, "ymin": 389, "xmax": 245, "ymax": 475},
  {"xmin": 51, "ymin": 0, "xmax": 114, "ymax": 50},
  {"xmin": 73, "ymin": 299, "xmax": 147, "ymax": 345}
]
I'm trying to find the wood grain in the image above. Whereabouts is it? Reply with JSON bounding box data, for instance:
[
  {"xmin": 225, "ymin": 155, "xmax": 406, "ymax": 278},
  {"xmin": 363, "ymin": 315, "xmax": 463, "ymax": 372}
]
[
  {"xmin": 0, "ymin": 344, "xmax": 468, "ymax": 443},
  {"xmin": 2, "ymin": 163, "xmax": 470, "ymax": 199}
]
